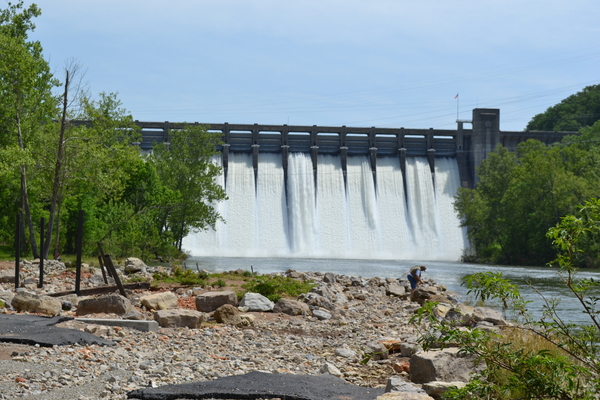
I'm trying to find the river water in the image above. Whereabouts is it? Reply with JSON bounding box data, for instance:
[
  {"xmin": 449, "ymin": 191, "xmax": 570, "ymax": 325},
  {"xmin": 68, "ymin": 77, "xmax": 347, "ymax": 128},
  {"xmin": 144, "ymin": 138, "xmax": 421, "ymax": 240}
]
[{"xmin": 185, "ymin": 256, "xmax": 600, "ymax": 326}]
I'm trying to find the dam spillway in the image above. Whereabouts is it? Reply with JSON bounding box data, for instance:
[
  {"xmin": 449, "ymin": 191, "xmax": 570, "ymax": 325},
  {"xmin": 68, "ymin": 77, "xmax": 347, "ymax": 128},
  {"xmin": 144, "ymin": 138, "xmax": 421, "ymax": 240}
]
[{"xmin": 182, "ymin": 153, "xmax": 469, "ymax": 261}]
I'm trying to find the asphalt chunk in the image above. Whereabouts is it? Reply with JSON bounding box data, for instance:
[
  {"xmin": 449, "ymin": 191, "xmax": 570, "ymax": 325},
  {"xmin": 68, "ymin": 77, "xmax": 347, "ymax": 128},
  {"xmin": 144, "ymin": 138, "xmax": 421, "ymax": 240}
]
[
  {"xmin": 128, "ymin": 371, "xmax": 385, "ymax": 400},
  {"xmin": 0, "ymin": 314, "xmax": 114, "ymax": 347}
]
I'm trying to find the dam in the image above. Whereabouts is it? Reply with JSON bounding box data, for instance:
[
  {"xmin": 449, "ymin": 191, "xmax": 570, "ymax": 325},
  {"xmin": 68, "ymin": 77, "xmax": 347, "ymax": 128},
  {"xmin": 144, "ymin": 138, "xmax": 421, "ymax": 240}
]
[{"xmin": 133, "ymin": 108, "xmax": 575, "ymax": 261}]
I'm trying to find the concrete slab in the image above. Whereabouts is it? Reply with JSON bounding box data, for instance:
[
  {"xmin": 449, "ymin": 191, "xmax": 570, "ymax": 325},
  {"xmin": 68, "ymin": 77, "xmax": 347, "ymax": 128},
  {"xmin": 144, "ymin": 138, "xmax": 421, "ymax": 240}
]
[
  {"xmin": 76, "ymin": 317, "xmax": 159, "ymax": 332},
  {"xmin": 128, "ymin": 370, "xmax": 386, "ymax": 400},
  {"xmin": 0, "ymin": 314, "xmax": 114, "ymax": 347}
]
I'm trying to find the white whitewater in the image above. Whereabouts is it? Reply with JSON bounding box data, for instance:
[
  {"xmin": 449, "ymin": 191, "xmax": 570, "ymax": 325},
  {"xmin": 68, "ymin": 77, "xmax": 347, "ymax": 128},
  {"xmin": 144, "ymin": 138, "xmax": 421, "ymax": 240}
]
[{"xmin": 182, "ymin": 153, "xmax": 468, "ymax": 261}]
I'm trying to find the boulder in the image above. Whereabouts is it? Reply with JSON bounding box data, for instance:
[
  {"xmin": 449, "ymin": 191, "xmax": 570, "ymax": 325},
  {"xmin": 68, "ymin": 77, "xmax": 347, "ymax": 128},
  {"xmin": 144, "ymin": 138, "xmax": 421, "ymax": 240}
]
[
  {"xmin": 0, "ymin": 290, "xmax": 15, "ymax": 305},
  {"xmin": 273, "ymin": 298, "xmax": 310, "ymax": 316},
  {"xmin": 411, "ymin": 286, "xmax": 452, "ymax": 306},
  {"xmin": 319, "ymin": 362, "xmax": 342, "ymax": 377},
  {"xmin": 76, "ymin": 294, "xmax": 134, "ymax": 316},
  {"xmin": 240, "ymin": 313, "xmax": 255, "ymax": 326},
  {"xmin": 240, "ymin": 292, "xmax": 274, "ymax": 312},
  {"xmin": 366, "ymin": 341, "xmax": 389, "ymax": 360},
  {"xmin": 410, "ymin": 347, "xmax": 483, "ymax": 384},
  {"xmin": 195, "ymin": 290, "xmax": 238, "ymax": 312},
  {"xmin": 422, "ymin": 381, "xmax": 466, "ymax": 398},
  {"xmin": 386, "ymin": 283, "xmax": 406, "ymax": 297},
  {"xmin": 473, "ymin": 306, "xmax": 507, "ymax": 326},
  {"xmin": 11, "ymin": 292, "xmax": 62, "ymax": 316},
  {"xmin": 124, "ymin": 257, "xmax": 146, "ymax": 274},
  {"xmin": 335, "ymin": 347, "xmax": 356, "ymax": 358},
  {"xmin": 140, "ymin": 291, "xmax": 178, "ymax": 310},
  {"xmin": 312, "ymin": 309, "xmax": 332, "ymax": 321},
  {"xmin": 213, "ymin": 304, "xmax": 243, "ymax": 326},
  {"xmin": 0, "ymin": 270, "xmax": 15, "ymax": 284},
  {"xmin": 154, "ymin": 309, "xmax": 204, "ymax": 328},
  {"xmin": 385, "ymin": 376, "xmax": 427, "ymax": 394},
  {"xmin": 401, "ymin": 341, "xmax": 422, "ymax": 357}
]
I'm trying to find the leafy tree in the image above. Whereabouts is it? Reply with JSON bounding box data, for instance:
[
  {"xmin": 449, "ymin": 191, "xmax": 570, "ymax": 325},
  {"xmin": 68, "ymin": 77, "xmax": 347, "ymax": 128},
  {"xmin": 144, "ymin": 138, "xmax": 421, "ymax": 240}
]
[
  {"xmin": 149, "ymin": 124, "xmax": 227, "ymax": 252},
  {"xmin": 455, "ymin": 135, "xmax": 599, "ymax": 266},
  {"xmin": 413, "ymin": 199, "xmax": 600, "ymax": 399},
  {"xmin": 526, "ymin": 84, "xmax": 600, "ymax": 132},
  {"xmin": 0, "ymin": 1, "xmax": 58, "ymax": 256}
]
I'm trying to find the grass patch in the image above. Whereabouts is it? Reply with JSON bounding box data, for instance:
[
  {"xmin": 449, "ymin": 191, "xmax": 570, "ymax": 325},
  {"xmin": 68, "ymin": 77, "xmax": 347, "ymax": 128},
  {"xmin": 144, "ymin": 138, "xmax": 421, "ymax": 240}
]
[
  {"xmin": 210, "ymin": 279, "xmax": 226, "ymax": 288},
  {"xmin": 241, "ymin": 275, "xmax": 315, "ymax": 303},
  {"xmin": 153, "ymin": 266, "xmax": 207, "ymax": 286}
]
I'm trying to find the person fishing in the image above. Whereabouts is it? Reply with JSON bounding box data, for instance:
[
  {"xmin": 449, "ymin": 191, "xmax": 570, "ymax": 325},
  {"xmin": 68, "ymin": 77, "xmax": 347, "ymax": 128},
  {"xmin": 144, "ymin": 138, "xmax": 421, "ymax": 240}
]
[{"xmin": 407, "ymin": 265, "xmax": 426, "ymax": 293}]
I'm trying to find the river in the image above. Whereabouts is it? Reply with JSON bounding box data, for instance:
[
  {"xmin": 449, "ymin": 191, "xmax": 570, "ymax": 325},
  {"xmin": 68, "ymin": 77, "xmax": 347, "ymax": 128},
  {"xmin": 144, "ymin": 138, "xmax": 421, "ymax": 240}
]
[{"xmin": 185, "ymin": 256, "xmax": 600, "ymax": 326}]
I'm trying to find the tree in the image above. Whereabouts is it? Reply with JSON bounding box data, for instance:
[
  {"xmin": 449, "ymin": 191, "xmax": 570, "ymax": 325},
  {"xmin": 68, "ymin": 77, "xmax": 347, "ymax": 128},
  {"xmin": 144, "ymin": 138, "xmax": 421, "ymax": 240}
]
[
  {"xmin": 526, "ymin": 84, "xmax": 600, "ymax": 132},
  {"xmin": 149, "ymin": 124, "xmax": 227, "ymax": 252},
  {"xmin": 412, "ymin": 199, "xmax": 600, "ymax": 399},
  {"xmin": 455, "ymin": 136, "xmax": 599, "ymax": 266},
  {"xmin": 0, "ymin": 1, "xmax": 58, "ymax": 257}
]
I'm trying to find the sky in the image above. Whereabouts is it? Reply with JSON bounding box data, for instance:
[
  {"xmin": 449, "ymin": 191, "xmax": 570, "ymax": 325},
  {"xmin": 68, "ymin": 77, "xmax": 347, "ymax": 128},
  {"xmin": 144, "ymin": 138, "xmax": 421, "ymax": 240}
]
[{"xmin": 28, "ymin": 0, "xmax": 600, "ymax": 132}]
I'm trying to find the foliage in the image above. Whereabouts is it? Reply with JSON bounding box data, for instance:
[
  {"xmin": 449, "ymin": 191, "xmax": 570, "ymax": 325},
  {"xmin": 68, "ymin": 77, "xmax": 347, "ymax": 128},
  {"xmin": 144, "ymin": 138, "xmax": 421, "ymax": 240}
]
[
  {"xmin": 241, "ymin": 275, "xmax": 315, "ymax": 302},
  {"xmin": 527, "ymin": 84, "xmax": 600, "ymax": 132},
  {"xmin": 149, "ymin": 124, "xmax": 227, "ymax": 251},
  {"xmin": 414, "ymin": 199, "xmax": 600, "ymax": 399},
  {"xmin": 0, "ymin": 1, "xmax": 59, "ymax": 256},
  {"xmin": 455, "ymin": 128, "xmax": 600, "ymax": 265},
  {"xmin": 152, "ymin": 266, "xmax": 207, "ymax": 286}
]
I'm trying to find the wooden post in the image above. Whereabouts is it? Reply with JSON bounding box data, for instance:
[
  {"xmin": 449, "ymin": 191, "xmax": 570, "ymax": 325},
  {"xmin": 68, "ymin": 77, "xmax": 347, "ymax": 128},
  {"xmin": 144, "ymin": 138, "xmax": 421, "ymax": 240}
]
[
  {"xmin": 14, "ymin": 213, "xmax": 21, "ymax": 289},
  {"xmin": 75, "ymin": 209, "xmax": 84, "ymax": 295},
  {"xmin": 38, "ymin": 217, "xmax": 44, "ymax": 288},
  {"xmin": 96, "ymin": 242, "xmax": 127, "ymax": 298},
  {"xmin": 97, "ymin": 255, "xmax": 109, "ymax": 284}
]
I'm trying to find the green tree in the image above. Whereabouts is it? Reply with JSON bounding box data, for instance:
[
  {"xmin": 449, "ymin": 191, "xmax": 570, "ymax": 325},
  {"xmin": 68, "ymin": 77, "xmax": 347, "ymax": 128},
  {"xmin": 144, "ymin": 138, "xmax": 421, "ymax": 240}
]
[
  {"xmin": 526, "ymin": 84, "xmax": 600, "ymax": 132},
  {"xmin": 455, "ymin": 137, "xmax": 599, "ymax": 265},
  {"xmin": 149, "ymin": 124, "xmax": 227, "ymax": 252},
  {"xmin": 0, "ymin": 1, "xmax": 58, "ymax": 257}
]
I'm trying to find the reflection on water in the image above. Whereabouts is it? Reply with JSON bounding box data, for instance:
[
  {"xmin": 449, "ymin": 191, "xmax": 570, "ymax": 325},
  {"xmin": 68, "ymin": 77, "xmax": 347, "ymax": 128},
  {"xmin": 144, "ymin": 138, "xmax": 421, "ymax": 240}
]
[{"xmin": 185, "ymin": 256, "xmax": 600, "ymax": 326}]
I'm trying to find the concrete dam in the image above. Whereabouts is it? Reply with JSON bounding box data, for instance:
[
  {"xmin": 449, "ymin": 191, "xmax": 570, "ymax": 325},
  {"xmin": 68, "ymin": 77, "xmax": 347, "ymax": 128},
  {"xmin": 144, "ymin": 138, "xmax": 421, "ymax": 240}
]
[{"xmin": 135, "ymin": 108, "xmax": 574, "ymax": 261}]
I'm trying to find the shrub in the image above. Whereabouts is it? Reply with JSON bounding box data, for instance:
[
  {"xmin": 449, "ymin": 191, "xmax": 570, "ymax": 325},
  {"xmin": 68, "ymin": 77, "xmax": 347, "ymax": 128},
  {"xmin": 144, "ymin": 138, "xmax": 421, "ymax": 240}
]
[
  {"xmin": 241, "ymin": 275, "xmax": 314, "ymax": 303},
  {"xmin": 412, "ymin": 198, "xmax": 600, "ymax": 400}
]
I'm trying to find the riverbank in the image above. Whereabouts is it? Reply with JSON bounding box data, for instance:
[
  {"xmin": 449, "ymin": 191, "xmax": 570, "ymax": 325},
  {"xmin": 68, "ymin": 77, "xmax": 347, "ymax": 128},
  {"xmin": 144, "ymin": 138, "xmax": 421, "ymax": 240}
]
[{"xmin": 0, "ymin": 259, "xmax": 469, "ymax": 399}]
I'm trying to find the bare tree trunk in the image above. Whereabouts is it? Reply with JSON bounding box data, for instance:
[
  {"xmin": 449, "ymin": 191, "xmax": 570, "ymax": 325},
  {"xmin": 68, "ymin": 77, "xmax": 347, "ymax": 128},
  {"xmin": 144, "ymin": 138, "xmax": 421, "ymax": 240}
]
[
  {"xmin": 43, "ymin": 70, "xmax": 69, "ymax": 259},
  {"xmin": 16, "ymin": 116, "xmax": 39, "ymax": 258}
]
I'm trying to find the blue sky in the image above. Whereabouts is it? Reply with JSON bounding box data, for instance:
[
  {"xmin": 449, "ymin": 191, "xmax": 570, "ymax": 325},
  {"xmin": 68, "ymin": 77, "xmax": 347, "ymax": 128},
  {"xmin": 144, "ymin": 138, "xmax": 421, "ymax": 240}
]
[{"xmin": 29, "ymin": 0, "xmax": 600, "ymax": 131}]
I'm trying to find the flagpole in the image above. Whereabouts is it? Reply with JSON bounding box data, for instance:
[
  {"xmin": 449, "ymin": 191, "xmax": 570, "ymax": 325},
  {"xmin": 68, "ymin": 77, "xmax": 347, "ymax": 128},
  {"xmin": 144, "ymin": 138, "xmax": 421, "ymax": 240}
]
[{"xmin": 456, "ymin": 93, "xmax": 459, "ymax": 121}]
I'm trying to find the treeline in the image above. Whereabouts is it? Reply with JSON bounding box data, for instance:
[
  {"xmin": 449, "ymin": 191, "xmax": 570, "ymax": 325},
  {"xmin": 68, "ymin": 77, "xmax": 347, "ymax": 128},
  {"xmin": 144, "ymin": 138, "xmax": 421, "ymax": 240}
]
[
  {"xmin": 456, "ymin": 85, "xmax": 600, "ymax": 266},
  {"xmin": 0, "ymin": 2, "xmax": 226, "ymax": 260}
]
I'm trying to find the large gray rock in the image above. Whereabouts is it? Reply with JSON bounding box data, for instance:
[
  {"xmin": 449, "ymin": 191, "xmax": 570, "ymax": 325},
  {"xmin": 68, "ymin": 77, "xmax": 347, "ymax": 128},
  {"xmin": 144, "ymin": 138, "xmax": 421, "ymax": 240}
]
[
  {"xmin": 213, "ymin": 304, "xmax": 243, "ymax": 326},
  {"xmin": 11, "ymin": 292, "xmax": 62, "ymax": 316},
  {"xmin": 422, "ymin": 381, "xmax": 467, "ymax": 398},
  {"xmin": 273, "ymin": 298, "xmax": 309, "ymax": 316},
  {"xmin": 0, "ymin": 290, "xmax": 15, "ymax": 305},
  {"xmin": 410, "ymin": 347, "xmax": 483, "ymax": 384},
  {"xmin": 312, "ymin": 309, "xmax": 332, "ymax": 320},
  {"xmin": 140, "ymin": 291, "xmax": 178, "ymax": 310},
  {"xmin": 411, "ymin": 286, "xmax": 453, "ymax": 306},
  {"xmin": 124, "ymin": 257, "xmax": 146, "ymax": 274},
  {"xmin": 385, "ymin": 376, "xmax": 427, "ymax": 394},
  {"xmin": 0, "ymin": 270, "xmax": 15, "ymax": 284},
  {"xmin": 240, "ymin": 292, "xmax": 274, "ymax": 311},
  {"xmin": 154, "ymin": 309, "xmax": 204, "ymax": 328},
  {"xmin": 195, "ymin": 290, "xmax": 238, "ymax": 312},
  {"xmin": 386, "ymin": 283, "xmax": 406, "ymax": 297},
  {"xmin": 473, "ymin": 306, "xmax": 507, "ymax": 326},
  {"xmin": 76, "ymin": 294, "xmax": 134, "ymax": 316}
]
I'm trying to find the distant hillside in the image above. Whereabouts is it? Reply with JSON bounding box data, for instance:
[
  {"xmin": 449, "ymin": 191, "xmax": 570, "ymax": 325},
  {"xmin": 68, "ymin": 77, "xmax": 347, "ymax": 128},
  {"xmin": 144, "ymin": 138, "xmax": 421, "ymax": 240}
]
[{"xmin": 526, "ymin": 84, "xmax": 600, "ymax": 132}]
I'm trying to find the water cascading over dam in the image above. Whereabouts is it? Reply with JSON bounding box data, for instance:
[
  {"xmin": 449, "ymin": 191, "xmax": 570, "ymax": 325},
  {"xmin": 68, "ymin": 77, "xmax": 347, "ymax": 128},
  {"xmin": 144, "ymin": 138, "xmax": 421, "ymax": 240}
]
[{"xmin": 182, "ymin": 153, "xmax": 468, "ymax": 261}]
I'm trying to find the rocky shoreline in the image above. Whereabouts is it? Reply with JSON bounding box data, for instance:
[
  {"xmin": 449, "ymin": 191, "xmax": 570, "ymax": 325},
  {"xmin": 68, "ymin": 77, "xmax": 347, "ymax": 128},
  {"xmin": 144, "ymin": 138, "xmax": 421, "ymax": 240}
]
[{"xmin": 0, "ymin": 259, "xmax": 507, "ymax": 399}]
